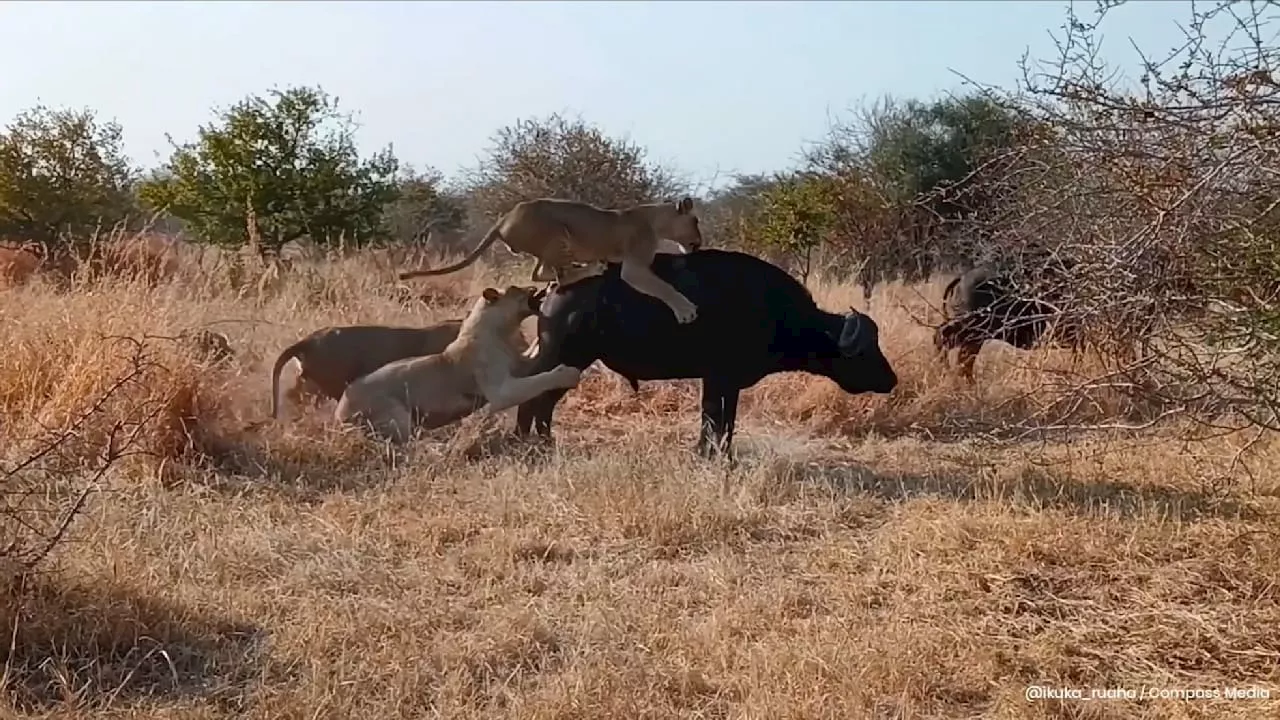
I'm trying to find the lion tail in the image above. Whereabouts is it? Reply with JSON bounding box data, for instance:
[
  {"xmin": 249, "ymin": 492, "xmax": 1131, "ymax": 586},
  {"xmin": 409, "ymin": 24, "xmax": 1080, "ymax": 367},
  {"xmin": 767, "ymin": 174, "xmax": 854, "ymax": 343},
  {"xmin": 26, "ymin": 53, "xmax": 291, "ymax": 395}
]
[
  {"xmin": 398, "ymin": 218, "xmax": 505, "ymax": 280},
  {"xmin": 269, "ymin": 337, "xmax": 311, "ymax": 419}
]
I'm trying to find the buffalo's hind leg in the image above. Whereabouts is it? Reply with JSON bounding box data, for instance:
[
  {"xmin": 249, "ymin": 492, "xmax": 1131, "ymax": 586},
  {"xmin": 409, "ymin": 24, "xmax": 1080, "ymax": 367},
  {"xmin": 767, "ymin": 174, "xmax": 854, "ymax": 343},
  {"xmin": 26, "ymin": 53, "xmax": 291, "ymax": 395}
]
[
  {"xmin": 696, "ymin": 380, "xmax": 741, "ymax": 461},
  {"xmin": 956, "ymin": 342, "xmax": 981, "ymax": 383}
]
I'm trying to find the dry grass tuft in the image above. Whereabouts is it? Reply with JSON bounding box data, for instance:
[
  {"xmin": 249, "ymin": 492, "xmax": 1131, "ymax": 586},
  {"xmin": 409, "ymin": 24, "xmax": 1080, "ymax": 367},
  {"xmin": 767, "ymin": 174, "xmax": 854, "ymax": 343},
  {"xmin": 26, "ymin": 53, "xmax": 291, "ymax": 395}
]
[
  {"xmin": 0, "ymin": 575, "xmax": 265, "ymax": 713},
  {"xmin": 2, "ymin": 240, "xmax": 1278, "ymax": 718}
]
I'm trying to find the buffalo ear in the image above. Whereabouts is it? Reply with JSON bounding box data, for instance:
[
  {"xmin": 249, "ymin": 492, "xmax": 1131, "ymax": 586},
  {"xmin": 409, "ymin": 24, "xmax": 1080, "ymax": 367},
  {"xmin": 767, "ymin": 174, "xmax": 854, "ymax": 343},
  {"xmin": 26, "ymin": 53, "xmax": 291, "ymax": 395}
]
[
  {"xmin": 677, "ymin": 197, "xmax": 694, "ymax": 214},
  {"xmin": 482, "ymin": 287, "xmax": 500, "ymax": 304}
]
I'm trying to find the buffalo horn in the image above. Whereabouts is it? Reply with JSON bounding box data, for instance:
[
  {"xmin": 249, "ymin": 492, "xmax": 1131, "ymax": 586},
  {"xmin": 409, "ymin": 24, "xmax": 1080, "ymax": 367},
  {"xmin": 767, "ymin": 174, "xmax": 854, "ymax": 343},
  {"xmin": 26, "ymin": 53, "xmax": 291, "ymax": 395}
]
[{"xmin": 838, "ymin": 311, "xmax": 865, "ymax": 354}]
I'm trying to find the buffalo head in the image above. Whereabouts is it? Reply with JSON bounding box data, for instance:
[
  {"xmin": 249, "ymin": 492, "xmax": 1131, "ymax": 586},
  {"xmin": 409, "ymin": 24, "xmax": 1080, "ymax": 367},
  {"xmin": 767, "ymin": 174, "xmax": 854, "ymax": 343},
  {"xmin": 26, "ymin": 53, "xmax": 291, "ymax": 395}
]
[{"xmin": 824, "ymin": 308, "xmax": 898, "ymax": 395}]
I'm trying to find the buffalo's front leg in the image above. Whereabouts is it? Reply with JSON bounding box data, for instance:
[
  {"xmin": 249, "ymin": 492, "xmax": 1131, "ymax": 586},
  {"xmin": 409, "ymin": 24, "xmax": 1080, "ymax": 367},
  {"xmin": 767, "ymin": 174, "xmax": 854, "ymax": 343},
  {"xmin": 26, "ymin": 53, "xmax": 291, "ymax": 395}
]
[
  {"xmin": 518, "ymin": 387, "xmax": 572, "ymax": 438},
  {"xmin": 515, "ymin": 324, "xmax": 562, "ymax": 438},
  {"xmin": 696, "ymin": 381, "xmax": 741, "ymax": 460},
  {"xmin": 514, "ymin": 337, "xmax": 592, "ymax": 440},
  {"xmin": 515, "ymin": 362, "xmax": 566, "ymax": 438}
]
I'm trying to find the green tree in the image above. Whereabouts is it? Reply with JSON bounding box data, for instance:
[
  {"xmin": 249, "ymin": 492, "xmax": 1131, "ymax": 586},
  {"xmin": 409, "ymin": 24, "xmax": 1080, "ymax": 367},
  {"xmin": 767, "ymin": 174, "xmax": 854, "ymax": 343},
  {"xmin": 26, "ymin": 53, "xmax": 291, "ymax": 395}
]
[
  {"xmin": 461, "ymin": 112, "xmax": 688, "ymax": 223},
  {"xmin": 697, "ymin": 173, "xmax": 778, "ymax": 250},
  {"xmin": 138, "ymin": 86, "xmax": 400, "ymax": 252},
  {"xmin": 0, "ymin": 106, "xmax": 138, "ymax": 246},
  {"xmin": 868, "ymin": 94, "xmax": 1022, "ymax": 217},
  {"xmin": 811, "ymin": 93, "xmax": 1023, "ymax": 218},
  {"xmin": 754, "ymin": 172, "xmax": 840, "ymax": 283},
  {"xmin": 796, "ymin": 93, "xmax": 1027, "ymax": 294}
]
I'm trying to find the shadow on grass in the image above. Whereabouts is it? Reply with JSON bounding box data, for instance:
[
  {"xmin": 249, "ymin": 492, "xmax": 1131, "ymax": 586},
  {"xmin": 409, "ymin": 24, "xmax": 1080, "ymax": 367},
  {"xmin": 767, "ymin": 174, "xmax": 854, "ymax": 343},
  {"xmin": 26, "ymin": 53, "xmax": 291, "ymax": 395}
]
[
  {"xmin": 160, "ymin": 408, "xmax": 426, "ymax": 499},
  {"xmin": 170, "ymin": 414, "xmax": 561, "ymax": 500},
  {"xmin": 823, "ymin": 366, "xmax": 1226, "ymax": 446},
  {"xmin": 1, "ymin": 575, "xmax": 268, "ymax": 715},
  {"xmin": 160, "ymin": 448, "xmax": 383, "ymax": 503},
  {"xmin": 792, "ymin": 459, "xmax": 1259, "ymax": 522}
]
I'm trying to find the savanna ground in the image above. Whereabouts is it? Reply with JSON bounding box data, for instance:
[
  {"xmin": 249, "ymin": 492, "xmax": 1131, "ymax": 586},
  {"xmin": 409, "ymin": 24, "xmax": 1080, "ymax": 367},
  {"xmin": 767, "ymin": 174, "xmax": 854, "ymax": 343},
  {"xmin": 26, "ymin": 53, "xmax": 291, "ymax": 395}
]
[{"xmin": 3, "ymin": 247, "xmax": 1279, "ymax": 720}]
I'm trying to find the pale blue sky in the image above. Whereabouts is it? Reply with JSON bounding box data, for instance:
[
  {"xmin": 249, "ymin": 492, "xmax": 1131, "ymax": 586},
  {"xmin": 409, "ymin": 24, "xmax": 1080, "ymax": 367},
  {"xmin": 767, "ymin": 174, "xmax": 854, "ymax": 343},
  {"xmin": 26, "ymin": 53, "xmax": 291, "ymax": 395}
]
[{"xmin": 0, "ymin": 1, "xmax": 1212, "ymax": 189}]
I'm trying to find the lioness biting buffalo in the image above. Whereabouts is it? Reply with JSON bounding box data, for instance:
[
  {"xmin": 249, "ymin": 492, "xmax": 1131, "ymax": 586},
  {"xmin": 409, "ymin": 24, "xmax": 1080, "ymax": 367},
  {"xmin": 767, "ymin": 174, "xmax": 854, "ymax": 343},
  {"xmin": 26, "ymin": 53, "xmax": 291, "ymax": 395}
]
[
  {"xmin": 335, "ymin": 285, "xmax": 583, "ymax": 444},
  {"xmin": 269, "ymin": 315, "xmax": 643, "ymax": 422},
  {"xmin": 269, "ymin": 319, "xmax": 532, "ymax": 419}
]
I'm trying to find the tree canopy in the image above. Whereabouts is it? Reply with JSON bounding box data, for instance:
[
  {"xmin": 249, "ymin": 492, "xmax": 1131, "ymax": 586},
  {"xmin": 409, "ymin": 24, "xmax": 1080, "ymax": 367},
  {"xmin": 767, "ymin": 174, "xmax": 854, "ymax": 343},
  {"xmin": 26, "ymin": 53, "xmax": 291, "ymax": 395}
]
[
  {"xmin": 460, "ymin": 113, "xmax": 688, "ymax": 223},
  {"xmin": 0, "ymin": 106, "xmax": 137, "ymax": 246},
  {"xmin": 138, "ymin": 86, "xmax": 400, "ymax": 252}
]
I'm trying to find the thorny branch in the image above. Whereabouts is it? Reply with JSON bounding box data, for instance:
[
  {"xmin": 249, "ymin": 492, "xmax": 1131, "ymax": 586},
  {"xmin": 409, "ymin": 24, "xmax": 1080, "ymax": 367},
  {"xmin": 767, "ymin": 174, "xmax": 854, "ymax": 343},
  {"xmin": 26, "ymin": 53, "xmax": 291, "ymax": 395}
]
[
  {"xmin": 921, "ymin": 0, "xmax": 1280, "ymax": 445},
  {"xmin": 1, "ymin": 336, "xmax": 173, "ymax": 573}
]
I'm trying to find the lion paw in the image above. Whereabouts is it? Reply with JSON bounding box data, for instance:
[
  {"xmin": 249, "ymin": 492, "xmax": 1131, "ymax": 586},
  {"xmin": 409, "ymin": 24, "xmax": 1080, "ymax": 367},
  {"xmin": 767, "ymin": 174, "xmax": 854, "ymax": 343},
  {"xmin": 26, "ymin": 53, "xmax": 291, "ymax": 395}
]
[
  {"xmin": 673, "ymin": 302, "xmax": 698, "ymax": 324},
  {"xmin": 552, "ymin": 364, "xmax": 582, "ymax": 387}
]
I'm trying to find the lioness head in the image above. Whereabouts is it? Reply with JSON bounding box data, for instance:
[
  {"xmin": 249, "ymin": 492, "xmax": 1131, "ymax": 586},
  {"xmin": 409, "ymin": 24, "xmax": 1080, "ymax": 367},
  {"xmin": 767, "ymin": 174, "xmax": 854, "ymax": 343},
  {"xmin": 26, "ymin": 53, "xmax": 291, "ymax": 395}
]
[
  {"xmin": 654, "ymin": 196, "xmax": 702, "ymax": 252},
  {"xmin": 475, "ymin": 285, "xmax": 545, "ymax": 328}
]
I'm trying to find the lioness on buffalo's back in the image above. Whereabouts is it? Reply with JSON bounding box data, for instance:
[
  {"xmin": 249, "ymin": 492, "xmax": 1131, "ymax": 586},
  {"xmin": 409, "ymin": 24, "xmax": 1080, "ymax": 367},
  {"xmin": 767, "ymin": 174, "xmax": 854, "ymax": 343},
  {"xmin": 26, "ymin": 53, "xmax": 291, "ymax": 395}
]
[
  {"xmin": 336, "ymin": 285, "xmax": 583, "ymax": 444},
  {"xmin": 516, "ymin": 248, "xmax": 899, "ymax": 457},
  {"xmin": 397, "ymin": 196, "xmax": 705, "ymax": 324}
]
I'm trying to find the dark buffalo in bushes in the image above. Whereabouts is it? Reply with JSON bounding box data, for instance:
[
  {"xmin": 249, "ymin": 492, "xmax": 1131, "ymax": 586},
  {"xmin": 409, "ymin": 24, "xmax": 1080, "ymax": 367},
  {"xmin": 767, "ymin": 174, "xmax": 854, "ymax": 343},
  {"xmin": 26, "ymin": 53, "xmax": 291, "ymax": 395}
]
[{"xmin": 934, "ymin": 266, "xmax": 1083, "ymax": 381}]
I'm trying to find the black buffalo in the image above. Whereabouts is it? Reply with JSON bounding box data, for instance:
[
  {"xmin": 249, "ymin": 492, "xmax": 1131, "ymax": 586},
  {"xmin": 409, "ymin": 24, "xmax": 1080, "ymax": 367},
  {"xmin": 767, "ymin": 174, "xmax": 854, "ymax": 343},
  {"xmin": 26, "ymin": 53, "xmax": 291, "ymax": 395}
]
[
  {"xmin": 515, "ymin": 249, "xmax": 899, "ymax": 457},
  {"xmin": 934, "ymin": 266, "xmax": 1082, "ymax": 381}
]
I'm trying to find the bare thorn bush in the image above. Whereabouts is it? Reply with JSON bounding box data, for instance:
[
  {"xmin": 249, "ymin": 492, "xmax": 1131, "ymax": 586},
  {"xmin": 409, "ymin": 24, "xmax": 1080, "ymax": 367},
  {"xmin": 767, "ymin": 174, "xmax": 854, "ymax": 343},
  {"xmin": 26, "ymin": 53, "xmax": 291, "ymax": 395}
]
[{"xmin": 913, "ymin": 0, "xmax": 1280, "ymax": 440}]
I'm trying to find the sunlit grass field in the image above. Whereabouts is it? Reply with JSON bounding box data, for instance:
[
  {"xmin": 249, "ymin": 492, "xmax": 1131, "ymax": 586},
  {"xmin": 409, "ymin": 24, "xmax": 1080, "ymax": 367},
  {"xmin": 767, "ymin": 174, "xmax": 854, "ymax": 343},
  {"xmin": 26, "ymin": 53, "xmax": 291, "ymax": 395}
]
[{"xmin": 3, "ymin": 246, "xmax": 1278, "ymax": 719}]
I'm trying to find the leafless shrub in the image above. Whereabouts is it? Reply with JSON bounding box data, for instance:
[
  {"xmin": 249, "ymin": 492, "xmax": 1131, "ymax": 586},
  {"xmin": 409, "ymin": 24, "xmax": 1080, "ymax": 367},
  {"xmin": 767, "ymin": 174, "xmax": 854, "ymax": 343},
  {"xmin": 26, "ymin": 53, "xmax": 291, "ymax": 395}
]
[
  {"xmin": 459, "ymin": 113, "xmax": 690, "ymax": 228},
  {"xmin": 935, "ymin": 0, "xmax": 1280, "ymax": 438},
  {"xmin": 1, "ymin": 339, "xmax": 169, "ymax": 576}
]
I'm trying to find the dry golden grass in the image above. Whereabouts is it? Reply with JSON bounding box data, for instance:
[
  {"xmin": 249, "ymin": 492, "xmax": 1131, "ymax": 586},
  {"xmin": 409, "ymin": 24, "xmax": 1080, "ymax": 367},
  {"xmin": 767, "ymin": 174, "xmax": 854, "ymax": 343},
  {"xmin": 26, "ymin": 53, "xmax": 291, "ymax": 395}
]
[
  {"xmin": 3, "ymin": 247, "xmax": 1279, "ymax": 719},
  {"xmin": 0, "ymin": 246, "xmax": 40, "ymax": 290}
]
